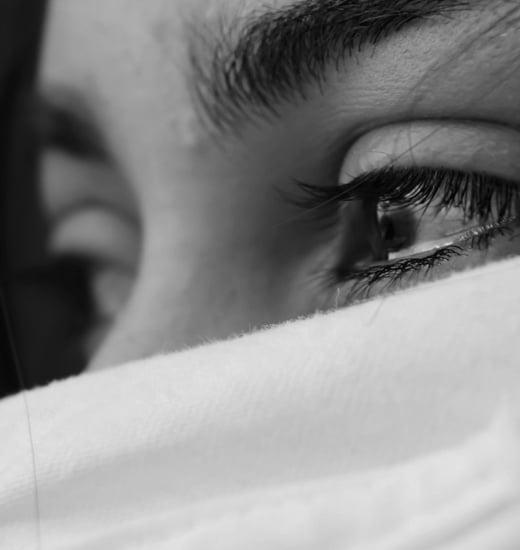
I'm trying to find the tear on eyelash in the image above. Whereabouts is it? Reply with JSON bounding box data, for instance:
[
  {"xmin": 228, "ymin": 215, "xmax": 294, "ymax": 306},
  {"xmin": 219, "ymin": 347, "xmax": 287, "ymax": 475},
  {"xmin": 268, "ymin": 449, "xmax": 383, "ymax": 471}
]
[{"xmin": 464, "ymin": 219, "xmax": 518, "ymax": 249}]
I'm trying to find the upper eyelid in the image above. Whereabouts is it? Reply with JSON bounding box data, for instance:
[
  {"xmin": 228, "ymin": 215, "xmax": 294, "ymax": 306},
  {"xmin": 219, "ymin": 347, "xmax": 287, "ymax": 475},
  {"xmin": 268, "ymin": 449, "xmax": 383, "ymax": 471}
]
[{"xmin": 35, "ymin": 92, "xmax": 108, "ymax": 161}]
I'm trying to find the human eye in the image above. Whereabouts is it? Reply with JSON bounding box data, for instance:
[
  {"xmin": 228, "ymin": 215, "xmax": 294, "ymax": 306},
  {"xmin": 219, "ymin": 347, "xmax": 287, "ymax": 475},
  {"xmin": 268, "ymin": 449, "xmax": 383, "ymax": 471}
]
[
  {"xmin": 35, "ymin": 95, "xmax": 141, "ymax": 357},
  {"xmin": 293, "ymin": 121, "xmax": 520, "ymax": 306}
]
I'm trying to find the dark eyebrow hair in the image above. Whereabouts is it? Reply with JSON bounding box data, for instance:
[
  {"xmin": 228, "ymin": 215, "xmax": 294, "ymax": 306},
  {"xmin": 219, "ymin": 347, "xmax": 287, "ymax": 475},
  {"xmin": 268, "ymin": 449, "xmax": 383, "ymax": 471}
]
[{"xmin": 191, "ymin": 0, "xmax": 469, "ymax": 133}]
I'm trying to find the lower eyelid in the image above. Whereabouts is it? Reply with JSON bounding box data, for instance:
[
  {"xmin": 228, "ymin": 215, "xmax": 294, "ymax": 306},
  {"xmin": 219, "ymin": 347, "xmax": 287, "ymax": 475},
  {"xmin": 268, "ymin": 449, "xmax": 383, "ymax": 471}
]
[
  {"xmin": 337, "ymin": 219, "xmax": 519, "ymax": 304},
  {"xmin": 328, "ymin": 247, "xmax": 463, "ymax": 307}
]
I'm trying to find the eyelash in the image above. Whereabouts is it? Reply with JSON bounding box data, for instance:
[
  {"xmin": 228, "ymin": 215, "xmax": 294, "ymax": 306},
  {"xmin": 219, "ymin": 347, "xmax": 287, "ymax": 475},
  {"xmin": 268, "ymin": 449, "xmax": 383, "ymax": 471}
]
[{"xmin": 293, "ymin": 166, "xmax": 520, "ymax": 302}]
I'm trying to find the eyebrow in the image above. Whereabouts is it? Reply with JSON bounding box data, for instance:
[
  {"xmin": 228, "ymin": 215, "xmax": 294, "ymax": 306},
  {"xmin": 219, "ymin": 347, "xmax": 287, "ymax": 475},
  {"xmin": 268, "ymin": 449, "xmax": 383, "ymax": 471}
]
[{"xmin": 191, "ymin": 0, "xmax": 470, "ymax": 133}]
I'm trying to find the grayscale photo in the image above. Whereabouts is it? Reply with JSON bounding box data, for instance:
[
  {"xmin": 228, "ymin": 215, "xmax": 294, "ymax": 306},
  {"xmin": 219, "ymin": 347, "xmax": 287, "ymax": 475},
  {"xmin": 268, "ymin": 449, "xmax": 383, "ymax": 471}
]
[{"xmin": 1, "ymin": 0, "xmax": 520, "ymax": 548}]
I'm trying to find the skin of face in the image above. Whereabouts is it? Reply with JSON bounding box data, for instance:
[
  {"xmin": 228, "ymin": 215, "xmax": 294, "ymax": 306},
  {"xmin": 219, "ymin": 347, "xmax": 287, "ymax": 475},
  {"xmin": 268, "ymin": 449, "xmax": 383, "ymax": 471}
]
[{"xmin": 39, "ymin": 0, "xmax": 520, "ymax": 370}]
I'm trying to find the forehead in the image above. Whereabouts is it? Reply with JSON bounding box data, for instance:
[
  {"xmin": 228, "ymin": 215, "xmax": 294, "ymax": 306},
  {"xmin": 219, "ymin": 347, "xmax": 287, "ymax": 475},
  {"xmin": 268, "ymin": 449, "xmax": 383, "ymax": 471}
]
[
  {"xmin": 41, "ymin": 0, "xmax": 289, "ymax": 121},
  {"xmin": 40, "ymin": 0, "xmax": 216, "ymax": 154},
  {"xmin": 42, "ymin": 0, "xmax": 293, "ymax": 68}
]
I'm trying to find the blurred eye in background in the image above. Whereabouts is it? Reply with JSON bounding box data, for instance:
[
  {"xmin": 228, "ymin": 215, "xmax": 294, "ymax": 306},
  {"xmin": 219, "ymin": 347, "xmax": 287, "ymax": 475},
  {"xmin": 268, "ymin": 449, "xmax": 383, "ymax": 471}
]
[
  {"xmin": 38, "ymin": 94, "xmax": 141, "ymax": 362},
  {"xmin": 2, "ymin": 91, "xmax": 141, "ymax": 392}
]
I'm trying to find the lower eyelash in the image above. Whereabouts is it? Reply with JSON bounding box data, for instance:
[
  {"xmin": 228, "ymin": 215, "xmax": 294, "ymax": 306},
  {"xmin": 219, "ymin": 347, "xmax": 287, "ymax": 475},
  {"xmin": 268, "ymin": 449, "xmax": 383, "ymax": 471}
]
[
  {"xmin": 331, "ymin": 219, "xmax": 520, "ymax": 304},
  {"xmin": 334, "ymin": 247, "xmax": 464, "ymax": 303}
]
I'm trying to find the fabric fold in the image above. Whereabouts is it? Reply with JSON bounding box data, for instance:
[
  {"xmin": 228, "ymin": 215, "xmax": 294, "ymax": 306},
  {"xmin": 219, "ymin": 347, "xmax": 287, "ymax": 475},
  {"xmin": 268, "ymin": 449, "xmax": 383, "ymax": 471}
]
[{"xmin": 2, "ymin": 258, "xmax": 520, "ymax": 549}]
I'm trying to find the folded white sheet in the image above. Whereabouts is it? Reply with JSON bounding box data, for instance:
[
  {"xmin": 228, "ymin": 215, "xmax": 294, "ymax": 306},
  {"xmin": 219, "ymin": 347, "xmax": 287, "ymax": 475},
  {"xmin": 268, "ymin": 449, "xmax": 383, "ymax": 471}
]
[{"xmin": 2, "ymin": 258, "xmax": 520, "ymax": 549}]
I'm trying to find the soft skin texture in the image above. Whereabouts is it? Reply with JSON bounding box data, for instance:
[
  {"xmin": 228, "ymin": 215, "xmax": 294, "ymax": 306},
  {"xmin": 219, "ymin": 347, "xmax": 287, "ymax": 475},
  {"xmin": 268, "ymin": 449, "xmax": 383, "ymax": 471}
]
[{"xmin": 39, "ymin": 0, "xmax": 520, "ymax": 369}]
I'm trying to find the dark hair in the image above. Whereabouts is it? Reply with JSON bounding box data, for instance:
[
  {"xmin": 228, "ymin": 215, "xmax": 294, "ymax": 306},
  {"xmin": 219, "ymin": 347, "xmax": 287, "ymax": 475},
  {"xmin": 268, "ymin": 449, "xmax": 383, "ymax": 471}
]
[{"xmin": 0, "ymin": 0, "xmax": 48, "ymax": 398}]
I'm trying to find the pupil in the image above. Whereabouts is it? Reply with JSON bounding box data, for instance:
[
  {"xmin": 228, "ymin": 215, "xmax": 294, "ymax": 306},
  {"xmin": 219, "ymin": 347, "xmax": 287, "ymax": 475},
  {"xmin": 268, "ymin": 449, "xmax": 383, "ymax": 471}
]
[
  {"xmin": 379, "ymin": 208, "xmax": 417, "ymax": 253},
  {"xmin": 380, "ymin": 215, "xmax": 395, "ymax": 243}
]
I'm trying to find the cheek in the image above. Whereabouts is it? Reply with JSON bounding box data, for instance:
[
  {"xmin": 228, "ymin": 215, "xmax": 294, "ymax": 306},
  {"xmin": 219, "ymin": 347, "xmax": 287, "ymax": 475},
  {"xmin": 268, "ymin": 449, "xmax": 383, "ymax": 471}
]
[{"xmin": 89, "ymin": 245, "xmax": 272, "ymax": 369}]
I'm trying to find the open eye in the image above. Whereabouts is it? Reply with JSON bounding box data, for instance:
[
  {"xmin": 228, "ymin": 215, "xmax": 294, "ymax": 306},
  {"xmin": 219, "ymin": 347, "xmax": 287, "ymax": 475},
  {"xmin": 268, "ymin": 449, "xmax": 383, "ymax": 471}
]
[{"xmin": 295, "ymin": 121, "xmax": 520, "ymax": 305}]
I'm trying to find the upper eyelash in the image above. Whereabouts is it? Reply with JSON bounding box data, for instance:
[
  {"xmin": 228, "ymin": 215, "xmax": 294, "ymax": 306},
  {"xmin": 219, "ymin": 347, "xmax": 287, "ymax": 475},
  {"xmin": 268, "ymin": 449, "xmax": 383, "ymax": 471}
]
[{"xmin": 294, "ymin": 166, "xmax": 520, "ymax": 223}]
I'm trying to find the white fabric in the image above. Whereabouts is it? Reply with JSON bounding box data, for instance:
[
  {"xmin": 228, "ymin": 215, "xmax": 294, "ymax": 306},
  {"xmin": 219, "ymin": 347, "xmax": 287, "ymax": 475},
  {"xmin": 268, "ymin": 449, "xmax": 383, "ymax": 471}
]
[{"xmin": 2, "ymin": 258, "xmax": 520, "ymax": 549}]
